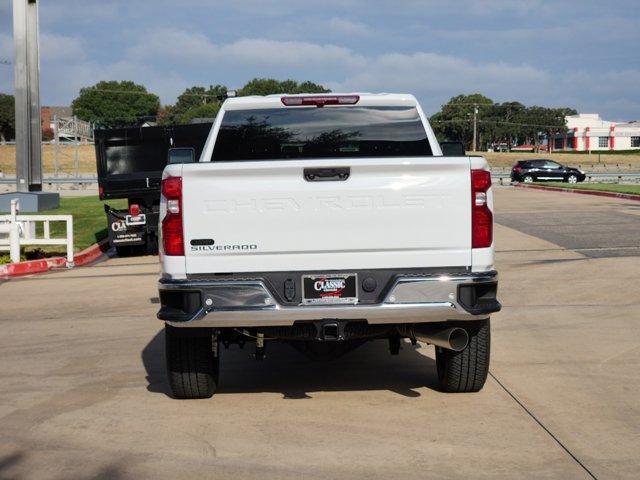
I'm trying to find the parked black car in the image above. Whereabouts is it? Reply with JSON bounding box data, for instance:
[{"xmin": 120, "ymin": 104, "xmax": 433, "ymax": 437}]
[{"xmin": 511, "ymin": 159, "xmax": 586, "ymax": 184}]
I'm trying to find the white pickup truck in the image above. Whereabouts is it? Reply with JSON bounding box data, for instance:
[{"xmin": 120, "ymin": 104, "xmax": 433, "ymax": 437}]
[{"xmin": 157, "ymin": 93, "xmax": 500, "ymax": 399}]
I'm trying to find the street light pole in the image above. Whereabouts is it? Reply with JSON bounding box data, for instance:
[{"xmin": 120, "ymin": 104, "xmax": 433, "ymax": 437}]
[
  {"xmin": 13, "ymin": 0, "xmax": 43, "ymax": 192},
  {"xmin": 472, "ymin": 104, "xmax": 478, "ymax": 152},
  {"xmin": 1, "ymin": 0, "xmax": 58, "ymax": 212}
]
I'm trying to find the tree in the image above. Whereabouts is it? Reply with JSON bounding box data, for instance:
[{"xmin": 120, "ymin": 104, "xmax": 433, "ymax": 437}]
[
  {"xmin": 176, "ymin": 85, "xmax": 225, "ymax": 116},
  {"xmin": 0, "ymin": 93, "xmax": 15, "ymax": 142},
  {"xmin": 238, "ymin": 78, "xmax": 330, "ymax": 96},
  {"xmin": 156, "ymin": 105, "xmax": 175, "ymax": 126},
  {"xmin": 523, "ymin": 106, "xmax": 576, "ymax": 150},
  {"xmin": 160, "ymin": 79, "xmax": 331, "ymax": 126},
  {"xmin": 482, "ymin": 101, "xmax": 527, "ymax": 149},
  {"xmin": 41, "ymin": 126, "xmax": 54, "ymax": 141},
  {"xmin": 175, "ymin": 103, "xmax": 220, "ymax": 124},
  {"xmin": 430, "ymin": 94, "xmax": 576, "ymax": 151},
  {"xmin": 429, "ymin": 94, "xmax": 493, "ymax": 150},
  {"xmin": 161, "ymin": 85, "xmax": 227, "ymax": 125},
  {"xmin": 71, "ymin": 80, "xmax": 160, "ymax": 127}
]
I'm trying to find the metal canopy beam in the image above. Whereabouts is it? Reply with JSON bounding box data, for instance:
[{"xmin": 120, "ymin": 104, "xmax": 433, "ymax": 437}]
[{"xmin": 13, "ymin": 0, "xmax": 42, "ymax": 192}]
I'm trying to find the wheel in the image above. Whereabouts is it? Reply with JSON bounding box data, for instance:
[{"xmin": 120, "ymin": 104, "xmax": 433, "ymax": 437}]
[
  {"xmin": 523, "ymin": 175, "xmax": 534, "ymax": 183},
  {"xmin": 165, "ymin": 325, "xmax": 219, "ymax": 399},
  {"xmin": 436, "ymin": 319, "xmax": 490, "ymax": 393},
  {"xmin": 566, "ymin": 174, "xmax": 578, "ymax": 184}
]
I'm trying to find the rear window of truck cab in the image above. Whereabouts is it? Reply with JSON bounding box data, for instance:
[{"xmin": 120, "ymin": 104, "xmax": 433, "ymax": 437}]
[{"xmin": 211, "ymin": 106, "xmax": 433, "ymax": 161}]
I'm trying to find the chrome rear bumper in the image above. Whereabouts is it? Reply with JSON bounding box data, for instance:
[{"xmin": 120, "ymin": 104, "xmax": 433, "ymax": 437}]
[{"xmin": 158, "ymin": 271, "xmax": 500, "ymax": 328}]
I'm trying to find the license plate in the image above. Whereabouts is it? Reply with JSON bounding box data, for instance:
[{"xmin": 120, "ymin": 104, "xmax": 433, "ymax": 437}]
[
  {"xmin": 302, "ymin": 274, "xmax": 358, "ymax": 305},
  {"xmin": 125, "ymin": 214, "xmax": 146, "ymax": 226}
]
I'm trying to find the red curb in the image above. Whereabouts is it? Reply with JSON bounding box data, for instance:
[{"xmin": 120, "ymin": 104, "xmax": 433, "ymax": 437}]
[
  {"xmin": 0, "ymin": 238, "xmax": 111, "ymax": 279},
  {"xmin": 73, "ymin": 239, "xmax": 111, "ymax": 267},
  {"xmin": 514, "ymin": 183, "xmax": 640, "ymax": 202},
  {"xmin": 0, "ymin": 258, "xmax": 51, "ymax": 277}
]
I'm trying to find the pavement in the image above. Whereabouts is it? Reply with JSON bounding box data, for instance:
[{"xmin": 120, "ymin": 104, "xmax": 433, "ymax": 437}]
[{"xmin": 1, "ymin": 186, "xmax": 639, "ymax": 479}]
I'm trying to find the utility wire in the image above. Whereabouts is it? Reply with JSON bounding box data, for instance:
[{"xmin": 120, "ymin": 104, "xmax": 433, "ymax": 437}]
[
  {"xmin": 431, "ymin": 118, "xmax": 567, "ymax": 129},
  {"xmin": 81, "ymin": 88, "xmax": 227, "ymax": 99},
  {"xmin": 479, "ymin": 119, "xmax": 567, "ymax": 129}
]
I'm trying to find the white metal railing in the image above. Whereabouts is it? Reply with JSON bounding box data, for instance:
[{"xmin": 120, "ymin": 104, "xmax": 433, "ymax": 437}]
[
  {"xmin": 0, "ymin": 199, "xmax": 74, "ymax": 266},
  {"xmin": 54, "ymin": 116, "xmax": 94, "ymax": 142}
]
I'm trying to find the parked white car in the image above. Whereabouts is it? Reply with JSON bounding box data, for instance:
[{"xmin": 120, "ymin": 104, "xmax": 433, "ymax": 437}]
[{"xmin": 157, "ymin": 93, "xmax": 500, "ymax": 399}]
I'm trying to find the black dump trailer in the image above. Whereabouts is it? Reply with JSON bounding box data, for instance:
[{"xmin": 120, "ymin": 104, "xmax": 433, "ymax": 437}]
[{"xmin": 95, "ymin": 123, "xmax": 212, "ymax": 256}]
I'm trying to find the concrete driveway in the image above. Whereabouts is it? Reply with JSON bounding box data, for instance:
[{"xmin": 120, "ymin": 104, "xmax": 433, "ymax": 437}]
[{"xmin": 0, "ymin": 187, "xmax": 638, "ymax": 479}]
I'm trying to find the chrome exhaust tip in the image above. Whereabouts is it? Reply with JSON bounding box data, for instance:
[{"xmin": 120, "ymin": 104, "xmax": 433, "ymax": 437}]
[
  {"xmin": 441, "ymin": 327, "xmax": 469, "ymax": 352},
  {"xmin": 401, "ymin": 325, "xmax": 469, "ymax": 352}
]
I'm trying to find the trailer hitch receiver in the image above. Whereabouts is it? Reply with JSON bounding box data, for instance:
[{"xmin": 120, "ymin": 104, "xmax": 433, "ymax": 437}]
[{"xmin": 315, "ymin": 321, "xmax": 346, "ymax": 341}]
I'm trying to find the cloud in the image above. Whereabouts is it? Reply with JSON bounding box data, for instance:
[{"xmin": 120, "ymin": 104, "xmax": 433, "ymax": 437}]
[
  {"xmin": 40, "ymin": 33, "xmax": 87, "ymax": 63},
  {"xmin": 0, "ymin": 33, "xmax": 12, "ymax": 60},
  {"xmin": 323, "ymin": 52, "xmax": 554, "ymax": 114},
  {"xmin": 223, "ymin": 39, "xmax": 364, "ymax": 68},
  {"xmin": 125, "ymin": 29, "xmax": 367, "ymax": 70},
  {"xmin": 115, "ymin": 31, "xmax": 564, "ymax": 114},
  {"xmin": 39, "ymin": 0, "xmax": 120, "ymax": 25},
  {"xmin": 32, "ymin": 28, "xmax": 640, "ymax": 120},
  {"xmin": 118, "ymin": 31, "xmax": 550, "ymax": 110},
  {"xmin": 326, "ymin": 18, "xmax": 373, "ymax": 36},
  {"xmin": 0, "ymin": 32, "xmax": 86, "ymax": 67},
  {"xmin": 2, "ymin": 0, "xmax": 633, "ymax": 121}
]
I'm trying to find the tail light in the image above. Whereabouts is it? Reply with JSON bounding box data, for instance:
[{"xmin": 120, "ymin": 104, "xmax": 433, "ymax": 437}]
[
  {"xmin": 513, "ymin": 165, "xmax": 522, "ymax": 173},
  {"xmin": 281, "ymin": 95, "xmax": 359, "ymax": 107},
  {"xmin": 161, "ymin": 176, "xmax": 184, "ymax": 256},
  {"xmin": 128, "ymin": 203, "xmax": 141, "ymax": 216},
  {"xmin": 471, "ymin": 169, "xmax": 493, "ymax": 248}
]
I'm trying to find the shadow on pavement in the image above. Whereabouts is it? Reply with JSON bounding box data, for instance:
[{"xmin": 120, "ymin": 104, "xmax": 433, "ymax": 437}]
[
  {"xmin": 0, "ymin": 451, "xmax": 127, "ymax": 480},
  {"xmin": 141, "ymin": 328, "xmax": 441, "ymax": 399},
  {"xmin": 0, "ymin": 452, "xmax": 24, "ymax": 478},
  {"xmin": 140, "ymin": 328, "xmax": 172, "ymax": 397}
]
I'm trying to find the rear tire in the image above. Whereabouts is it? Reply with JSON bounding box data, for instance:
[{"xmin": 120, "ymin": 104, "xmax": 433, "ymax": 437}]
[
  {"xmin": 436, "ymin": 319, "xmax": 490, "ymax": 393},
  {"xmin": 165, "ymin": 325, "xmax": 219, "ymax": 399},
  {"xmin": 523, "ymin": 175, "xmax": 534, "ymax": 183}
]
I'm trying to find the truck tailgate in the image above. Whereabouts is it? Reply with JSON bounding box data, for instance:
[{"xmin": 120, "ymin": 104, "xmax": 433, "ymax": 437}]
[{"xmin": 181, "ymin": 157, "xmax": 471, "ymax": 273}]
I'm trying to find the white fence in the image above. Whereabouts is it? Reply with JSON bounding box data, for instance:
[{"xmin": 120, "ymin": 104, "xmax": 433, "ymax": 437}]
[{"xmin": 0, "ymin": 199, "xmax": 74, "ymax": 266}]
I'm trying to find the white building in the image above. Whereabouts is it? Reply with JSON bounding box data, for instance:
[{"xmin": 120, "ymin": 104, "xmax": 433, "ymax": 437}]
[{"xmin": 553, "ymin": 113, "xmax": 640, "ymax": 152}]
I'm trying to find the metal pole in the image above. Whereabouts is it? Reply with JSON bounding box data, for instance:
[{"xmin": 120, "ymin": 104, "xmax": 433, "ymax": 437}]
[
  {"xmin": 10, "ymin": 198, "xmax": 18, "ymax": 221},
  {"xmin": 9, "ymin": 199, "xmax": 20, "ymax": 263},
  {"xmin": 472, "ymin": 104, "xmax": 478, "ymax": 152},
  {"xmin": 12, "ymin": 0, "xmax": 42, "ymax": 192},
  {"xmin": 66, "ymin": 215, "xmax": 74, "ymax": 267},
  {"xmin": 73, "ymin": 116, "xmax": 79, "ymax": 177},
  {"xmin": 53, "ymin": 114, "xmax": 59, "ymax": 179}
]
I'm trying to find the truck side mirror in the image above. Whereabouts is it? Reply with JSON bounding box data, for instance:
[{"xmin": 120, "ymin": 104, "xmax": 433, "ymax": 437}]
[
  {"xmin": 439, "ymin": 142, "xmax": 466, "ymax": 156},
  {"xmin": 168, "ymin": 147, "xmax": 196, "ymax": 165}
]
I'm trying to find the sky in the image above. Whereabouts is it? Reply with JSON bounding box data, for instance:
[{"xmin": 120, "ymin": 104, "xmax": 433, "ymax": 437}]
[{"xmin": 1, "ymin": 0, "xmax": 639, "ymax": 120}]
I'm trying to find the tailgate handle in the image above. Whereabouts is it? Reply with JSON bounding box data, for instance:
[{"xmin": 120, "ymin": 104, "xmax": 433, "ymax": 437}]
[{"xmin": 304, "ymin": 167, "xmax": 350, "ymax": 182}]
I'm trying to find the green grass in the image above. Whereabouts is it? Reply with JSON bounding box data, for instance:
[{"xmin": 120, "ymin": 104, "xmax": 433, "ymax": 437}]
[
  {"xmin": 1, "ymin": 196, "xmax": 126, "ymax": 263},
  {"xmin": 0, "ymin": 253, "xmax": 25, "ymax": 264},
  {"xmin": 43, "ymin": 196, "xmax": 127, "ymax": 252},
  {"xmin": 544, "ymin": 182, "xmax": 640, "ymax": 195}
]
